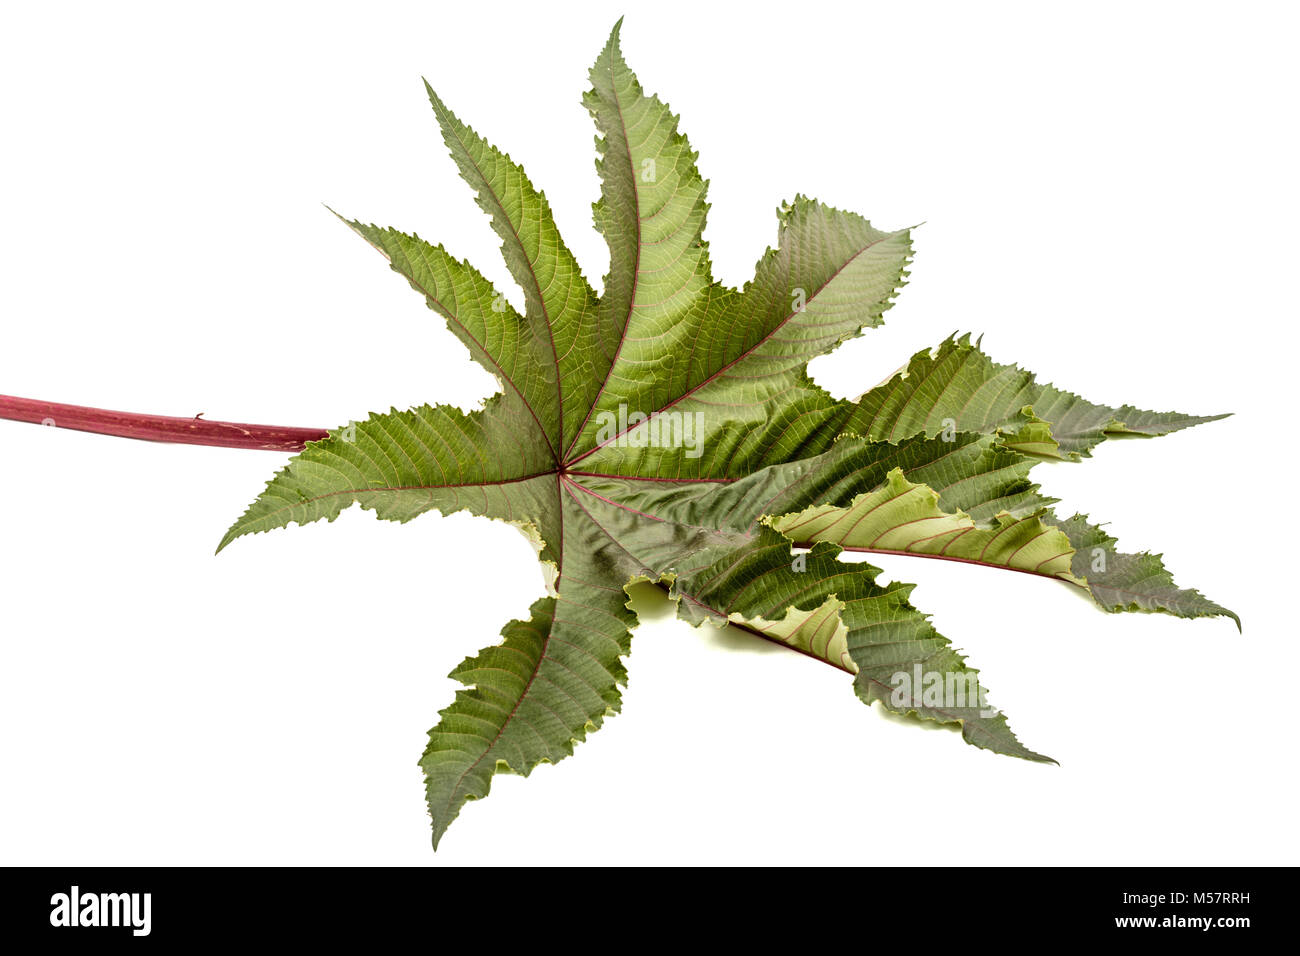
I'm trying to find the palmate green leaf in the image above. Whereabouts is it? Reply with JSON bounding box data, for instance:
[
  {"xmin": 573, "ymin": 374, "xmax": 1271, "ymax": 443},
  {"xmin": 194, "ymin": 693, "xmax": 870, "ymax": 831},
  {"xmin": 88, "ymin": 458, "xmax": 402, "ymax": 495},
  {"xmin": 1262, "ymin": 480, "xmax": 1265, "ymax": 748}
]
[{"xmin": 219, "ymin": 21, "xmax": 1235, "ymax": 848}]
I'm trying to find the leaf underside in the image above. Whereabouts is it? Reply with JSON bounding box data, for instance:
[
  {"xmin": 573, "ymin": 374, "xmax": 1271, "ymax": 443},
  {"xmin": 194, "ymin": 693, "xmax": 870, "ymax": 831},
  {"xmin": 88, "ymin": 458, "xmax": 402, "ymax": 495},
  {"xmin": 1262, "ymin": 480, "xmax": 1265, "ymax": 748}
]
[{"xmin": 220, "ymin": 19, "xmax": 1236, "ymax": 848}]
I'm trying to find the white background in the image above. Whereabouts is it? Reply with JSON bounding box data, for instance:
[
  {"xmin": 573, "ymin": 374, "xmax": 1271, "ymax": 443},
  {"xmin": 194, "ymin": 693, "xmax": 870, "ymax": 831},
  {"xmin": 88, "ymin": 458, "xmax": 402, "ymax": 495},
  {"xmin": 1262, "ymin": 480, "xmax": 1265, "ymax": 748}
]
[{"xmin": 1, "ymin": 1, "xmax": 1295, "ymax": 866}]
